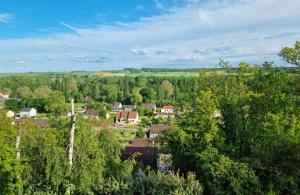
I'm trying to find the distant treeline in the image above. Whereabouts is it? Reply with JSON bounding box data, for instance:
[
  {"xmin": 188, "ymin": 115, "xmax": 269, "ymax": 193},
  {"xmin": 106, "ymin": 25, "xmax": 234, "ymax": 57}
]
[{"xmin": 124, "ymin": 66, "xmax": 300, "ymax": 73}]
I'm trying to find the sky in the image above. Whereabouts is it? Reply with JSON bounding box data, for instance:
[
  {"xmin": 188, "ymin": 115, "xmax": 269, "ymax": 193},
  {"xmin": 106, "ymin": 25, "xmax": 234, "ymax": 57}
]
[{"xmin": 0, "ymin": 0, "xmax": 300, "ymax": 72}]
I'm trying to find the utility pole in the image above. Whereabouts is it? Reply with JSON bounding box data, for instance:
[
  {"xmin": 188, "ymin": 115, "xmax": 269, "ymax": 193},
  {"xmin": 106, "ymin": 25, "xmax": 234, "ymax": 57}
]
[
  {"xmin": 68, "ymin": 98, "xmax": 76, "ymax": 167},
  {"xmin": 16, "ymin": 123, "xmax": 22, "ymax": 160}
]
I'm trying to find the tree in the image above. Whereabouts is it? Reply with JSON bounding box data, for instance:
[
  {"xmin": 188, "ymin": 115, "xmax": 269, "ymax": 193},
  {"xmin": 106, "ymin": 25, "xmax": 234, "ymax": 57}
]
[
  {"xmin": 160, "ymin": 80, "xmax": 174, "ymax": 99},
  {"xmin": 0, "ymin": 109, "xmax": 23, "ymax": 194},
  {"xmin": 5, "ymin": 98, "xmax": 21, "ymax": 112},
  {"xmin": 34, "ymin": 85, "xmax": 52, "ymax": 98},
  {"xmin": 16, "ymin": 86, "xmax": 32, "ymax": 99},
  {"xmin": 140, "ymin": 88, "xmax": 156, "ymax": 103},
  {"xmin": 197, "ymin": 147, "xmax": 260, "ymax": 195},
  {"xmin": 279, "ymin": 41, "xmax": 300, "ymax": 66},
  {"xmin": 132, "ymin": 87, "xmax": 143, "ymax": 105},
  {"xmin": 44, "ymin": 91, "xmax": 67, "ymax": 116}
]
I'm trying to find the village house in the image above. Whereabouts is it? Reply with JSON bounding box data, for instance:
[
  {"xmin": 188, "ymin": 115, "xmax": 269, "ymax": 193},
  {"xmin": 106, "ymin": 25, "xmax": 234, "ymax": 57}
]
[
  {"xmin": 0, "ymin": 96, "xmax": 6, "ymax": 107},
  {"xmin": 112, "ymin": 102, "xmax": 123, "ymax": 112},
  {"xmin": 84, "ymin": 109, "xmax": 99, "ymax": 120},
  {"xmin": 0, "ymin": 92, "xmax": 10, "ymax": 107},
  {"xmin": 0, "ymin": 92, "xmax": 10, "ymax": 99},
  {"xmin": 149, "ymin": 124, "xmax": 171, "ymax": 139},
  {"xmin": 123, "ymin": 104, "xmax": 135, "ymax": 111},
  {"xmin": 142, "ymin": 103, "xmax": 157, "ymax": 113},
  {"xmin": 121, "ymin": 138, "xmax": 158, "ymax": 170},
  {"xmin": 115, "ymin": 110, "xmax": 139, "ymax": 125},
  {"xmin": 20, "ymin": 108, "xmax": 37, "ymax": 118},
  {"xmin": 160, "ymin": 105, "xmax": 176, "ymax": 114}
]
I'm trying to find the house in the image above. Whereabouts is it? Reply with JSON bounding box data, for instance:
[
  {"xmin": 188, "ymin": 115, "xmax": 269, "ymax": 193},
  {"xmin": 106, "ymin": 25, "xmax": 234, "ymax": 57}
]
[
  {"xmin": 160, "ymin": 105, "xmax": 176, "ymax": 114},
  {"xmin": 115, "ymin": 111, "xmax": 139, "ymax": 125},
  {"xmin": 0, "ymin": 92, "xmax": 9, "ymax": 107},
  {"xmin": 6, "ymin": 110, "xmax": 15, "ymax": 118},
  {"xmin": 142, "ymin": 103, "xmax": 157, "ymax": 113},
  {"xmin": 149, "ymin": 124, "xmax": 171, "ymax": 139},
  {"xmin": 113, "ymin": 102, "xmax": 123, "ymax": 112},
  {"xmin": 0, "ymin": 92, "xmax": 10, "ymax": 99},
  {"xmin": 20, "ymin": 108, "xmax": 37, "ymax": 118},
  {"xmin": 121, "ymin": 138, "xmax": 158, "ymax": 170},
  {"xmin": 84, "ymin": 109, "xmax": 99, "ymax": 119},
  {"xmin": 0, "ymin": 96, "xmax": 6, "ymax": 107},
  {"xmin": 123, "ymin": 105, "xmax": 135, "ymax": 111}
]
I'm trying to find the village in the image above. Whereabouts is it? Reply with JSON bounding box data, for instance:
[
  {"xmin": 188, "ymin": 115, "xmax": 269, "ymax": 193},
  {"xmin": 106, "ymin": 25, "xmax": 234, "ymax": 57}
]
[{"xmin": 0, "ymin": 91, "xmax": 178, "ymax": 172}]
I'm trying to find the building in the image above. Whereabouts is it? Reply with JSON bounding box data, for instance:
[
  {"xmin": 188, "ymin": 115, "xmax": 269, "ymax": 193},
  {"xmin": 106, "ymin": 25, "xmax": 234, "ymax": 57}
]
[
  {"xmin": 0, "ymin": 93, "xmax": 9, "ymax": 107},
  {"xmin": 123, "ymin": 105, "xmax": 135, "ymax": 111},
  {"xmin": 84, "ymin": 109, "xmax": 99, "ymax": 119},
  {"xmin": 149, "ymin": 124, "xmax": 171, "ymax": 139},
  {"xmin": 142, "ymin": 103, "xmax": 157, "ymax": 113},
  {"xmin": 115, "ymin": 111, "xmax": 139, "ymax": 125},
  {"xmin": 0, "ymin": 96, "xmax": 6, "ymax": 107},
  {"xmin": 113, "ymin": 102, "xmax": 123, "ymax": 112},
  {"xmin": 20, "ymin": 108, "xmax": 37, "ymax": 118},
  {"xmin": 0, "ymin": 92, "xmax": 10, "ymax": 99},
  {"xmin": 160, "ymin": 105, "xmax": 176, "ymax": 114},
  {"xmin": 121, "ymin": 138, "xmax": 158, "ymax": 170}
]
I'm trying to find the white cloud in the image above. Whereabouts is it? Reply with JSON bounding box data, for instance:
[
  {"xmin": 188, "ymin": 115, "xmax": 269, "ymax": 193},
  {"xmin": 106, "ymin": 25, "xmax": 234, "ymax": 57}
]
[
  {"xmin": 0, "ymin": 0, "xmax": 300, "ymax": 72},
  {"xmin": 0, "ymin": 13, "xmax": 14, "ymax": 23}
]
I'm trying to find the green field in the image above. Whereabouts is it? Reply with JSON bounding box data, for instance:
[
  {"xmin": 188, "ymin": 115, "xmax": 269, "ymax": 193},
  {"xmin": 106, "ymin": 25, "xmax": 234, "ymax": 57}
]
[{"xmin": 0, "ymin": 70, "xmax": 201, "ymax": 77}]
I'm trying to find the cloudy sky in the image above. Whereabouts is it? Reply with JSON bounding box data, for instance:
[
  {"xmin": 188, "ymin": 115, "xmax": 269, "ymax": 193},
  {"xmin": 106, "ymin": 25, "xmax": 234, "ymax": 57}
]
[{"xmin": 0, "ymin": 0, "xmax": 299, "ymax": 72}]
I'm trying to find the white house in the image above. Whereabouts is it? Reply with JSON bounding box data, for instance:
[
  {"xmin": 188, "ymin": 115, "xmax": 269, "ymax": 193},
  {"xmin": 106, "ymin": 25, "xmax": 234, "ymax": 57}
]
[
  {"xmin": 20, "ymin": 108, "xmax": 37, "ymax": 118},
  {"xmin": 113, "ymin": 102, "xmax": 123, "ymax": 112},
  {"xmin": 160, "ymin": 105, "xmax": 176, "ymax": 114}
]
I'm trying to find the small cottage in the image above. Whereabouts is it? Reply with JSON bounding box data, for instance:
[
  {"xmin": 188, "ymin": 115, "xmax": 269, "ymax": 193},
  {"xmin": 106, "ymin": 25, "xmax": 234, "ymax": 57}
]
[
  {"xmin": 149, "ymin": 124, "xmax": 171, "ymax": 139},
  {"xmin": 160, "ymin": 105, "xmax": 176, "ymax": 114},
  {"xmin": 20, "ymin": 108, "xmax": 37, "ymax": 118},
  {"xmin": 142, "ymin": 103, "xmax": 157, "ymax": 113}
]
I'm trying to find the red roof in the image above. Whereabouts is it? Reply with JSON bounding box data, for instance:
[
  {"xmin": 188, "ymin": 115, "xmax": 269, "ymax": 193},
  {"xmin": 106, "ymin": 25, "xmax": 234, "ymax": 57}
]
[
  {"xmin": 116, "ymin": 111, "xmax": 138, "ymax": 120},
  {"xmin": 161, "ymin": 105, "xmax": 175, "ymax": 110}
]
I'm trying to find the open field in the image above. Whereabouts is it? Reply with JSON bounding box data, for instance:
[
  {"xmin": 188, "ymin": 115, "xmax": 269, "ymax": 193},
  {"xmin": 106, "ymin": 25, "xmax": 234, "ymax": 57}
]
[{"xmin": 0, "ymin": 70, "xmax": 201, "ymax": 78}]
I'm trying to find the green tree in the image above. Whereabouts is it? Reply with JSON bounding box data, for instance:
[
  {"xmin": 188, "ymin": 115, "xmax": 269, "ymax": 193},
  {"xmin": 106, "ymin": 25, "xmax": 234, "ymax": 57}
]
[
  {"xmin": 160, "ymin": 80, "xmax": 174, "ymax": 99},
  {"xmin": 0, "ymin": 109, "xmax": 23, "ymax": 194},
  {"xmin": 279, "ymin": 41, "xmax": 300, "ymax": 66},
  {"xmin": 44, "ymin": 91, "xmax": 67, "ymax": 116},
  {"xmin": 34, "ymin": 85, "xmax": 52, "ymax": 98},
  {"xmin": 16, "ymin": 86, "xmax": 32, "ymax": 99}
]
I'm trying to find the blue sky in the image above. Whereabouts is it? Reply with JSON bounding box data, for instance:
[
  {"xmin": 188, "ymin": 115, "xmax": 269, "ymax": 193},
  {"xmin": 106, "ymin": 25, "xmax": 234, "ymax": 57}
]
[{"xmin": 0, "ymin": 0, "xmax": 300, "ymax": 72}]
